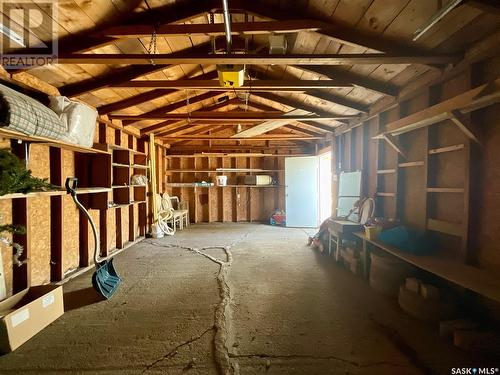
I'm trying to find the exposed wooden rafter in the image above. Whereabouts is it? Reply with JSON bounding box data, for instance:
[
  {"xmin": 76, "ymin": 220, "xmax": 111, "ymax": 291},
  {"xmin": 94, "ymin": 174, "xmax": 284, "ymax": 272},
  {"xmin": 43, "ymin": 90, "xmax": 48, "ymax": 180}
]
[
  {"xmin": 113, "ymin": 79, "xmax": 353, "ymax": 90},
  {"xmin": 251, "ymin": 68, "xmax": 369, "ymax": 113},
  {"xmin": 122, "ymin": 91, "xmax": 227, "ymax": 126},
  {"xmin": 295, "ymin": 65, "xmax": 399, "ymax": 97},
  {"xmin": 102, "ymin": 20, "xmax": 329, "ymax": 37},
  {"xmin": 160, "ymin": 135, "xmax": 323, "ymax": 141},
  {"xmin": 59, "ymin": 45, "xmax": 216, "ymax": 97},
  {"xmin": 110, "ymin": 111, "xmax": 355, "ymax": 122},
  {"xmin": 55, "ymin": 53, "xmax": 460, "ymax": 66}
]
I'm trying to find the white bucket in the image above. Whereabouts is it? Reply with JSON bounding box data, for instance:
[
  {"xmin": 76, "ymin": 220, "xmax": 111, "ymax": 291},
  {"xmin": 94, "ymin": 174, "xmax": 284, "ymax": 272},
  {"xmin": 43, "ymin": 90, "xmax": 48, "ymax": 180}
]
[{"xmin": 216, "ymin": 175, "xmax": 228, "ymax": 186}]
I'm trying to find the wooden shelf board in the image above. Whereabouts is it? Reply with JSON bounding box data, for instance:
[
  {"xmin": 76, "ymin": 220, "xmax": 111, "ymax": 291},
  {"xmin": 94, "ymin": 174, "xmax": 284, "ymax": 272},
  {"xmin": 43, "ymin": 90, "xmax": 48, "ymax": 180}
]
[
  {"xmin": 165, "ymin": 183, "xmax": 283, "ymax": 188},
  {"xmin": 216, "ymin": 168, "xmax": 284, "ymax": 172},
  {"xmin": 427, "ymin": 218, "xmax": 463, "ymax": 237},
  {"xmin": 354, "ymin": 232, "xmax": 500, "ymax": 303},
  {"xmin": 225, "ymin": 185, "xmax": 284, "ymax": 188},
  {"xmin": 112, "ymin": 185, "xmax": 131, "ymax": 189},
  {"xmin": 132, "ymin": 164, "xmax": 148, "ymax": 169},
  {"xmin": 376, "ymin": 169, "xmax": 396, "ymax": 174},
  {"xmin": 427, "ymin": 187, "xmax": 464, "ymax": 193},
  {"xmin": 0, "ymin": 128, "xmax": 110, "ymax": 154},
  {"xmin": 166, "ymin": 153, "xmax": 314, "ymax": 158},
  {"xmin": 166, "ymin": 169, "xmax": 283, "ymax": 173},
  {"xmin": 0, "ymin": 187, "xmax": 111, "ymax": 200},
  {"xmin": 398, "ymin": 161, "xmax": 424, "ymax": 168},
  {"xmin": 376, "ymin": 192, "xmax": 396, "ymax": 197},
  {"xmin": 429, "ymin": 144, "xmax": 465, "ymax": 155},
  {"xmin": 105, "ymin": 143, "xmax": 146, "ymax": 155},
  {"xmin": 112, "ymin": 163, "xmax": 130, "ymax": 168},
  {"xmin": 59, "ymin": 236, "xmax": 145, "ymax": 285},
  {"xmin": 108, "ymin": 200, "xmax": 146, "ymax": 209}
]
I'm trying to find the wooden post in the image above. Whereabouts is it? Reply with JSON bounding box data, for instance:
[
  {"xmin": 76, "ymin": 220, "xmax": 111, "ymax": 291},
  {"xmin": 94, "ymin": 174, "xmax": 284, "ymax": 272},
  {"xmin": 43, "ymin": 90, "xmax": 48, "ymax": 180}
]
[
  {"xmin": 49, "ymin": 147, "xmax": 64, "ymax": 280},
  {"xmin": 10, "ymin": 141, "xmax": 29, "ymax": 292}
]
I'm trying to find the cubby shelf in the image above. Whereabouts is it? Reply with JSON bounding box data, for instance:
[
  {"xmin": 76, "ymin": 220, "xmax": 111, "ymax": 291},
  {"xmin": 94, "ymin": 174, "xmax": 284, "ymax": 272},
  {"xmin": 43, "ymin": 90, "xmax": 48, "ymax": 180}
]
[
  {"xmin": 107, "ymin": 200, "xmax": 146, "ymax": 209},
  {"xmin": 0, "ymin": 187, "xmax": 112, "ymax": 200},
  {"xmin": 165, "ymin": 183, "xmax": 283, "ymax": 188},
  {"xmin": 112, "ymin": 163, "xmax": 130, "ymax": 168},
  {"xmin": 97, "ymin": 142, "xmax": 146, "ymax": 155},
  {"xmin": 166, "ymin": 169, "xmax": 283, "ymax": 173},
  {"xmin": 0, "ymin": 128, "xmax": 110, "ymax": 155},
  {"xmin": 376, "ymin": 169, "xmax": 396, "ymax": 174},
  {"xmin": 427, "ymin": 187, "xmax": 464, "ymax": 193},
  {"xmin": 376, "ymin": 192, "xmax": 396, "ymax": 197},
  {"xmin": 398, "ymin": 161, "xmax": 424, "ymax": 168},
  {"xmin": 428, "ymin": 144, "xmax": 464, "ymax": 155}
]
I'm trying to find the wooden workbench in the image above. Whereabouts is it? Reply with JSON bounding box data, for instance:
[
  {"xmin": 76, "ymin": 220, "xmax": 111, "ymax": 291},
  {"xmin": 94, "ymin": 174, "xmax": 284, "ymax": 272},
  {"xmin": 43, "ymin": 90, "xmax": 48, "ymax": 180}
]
[{"xmin": 353, "ymin": 232, "xmax": 500, "ymax": 304}]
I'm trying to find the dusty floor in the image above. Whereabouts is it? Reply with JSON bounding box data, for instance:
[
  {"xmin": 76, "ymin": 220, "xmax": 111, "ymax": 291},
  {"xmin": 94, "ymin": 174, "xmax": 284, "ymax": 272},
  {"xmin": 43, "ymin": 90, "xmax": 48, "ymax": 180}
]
[{"xmin": 0, "ymin": 223, "xmax": 496, "ymax": 374}]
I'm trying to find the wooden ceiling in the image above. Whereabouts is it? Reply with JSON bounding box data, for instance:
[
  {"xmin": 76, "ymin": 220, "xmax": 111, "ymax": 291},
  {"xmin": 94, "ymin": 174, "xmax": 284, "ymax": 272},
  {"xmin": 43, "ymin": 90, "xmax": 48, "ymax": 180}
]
[{"xmin": 4, "ymin": 0, "xmax": 499, "ymax": 153}]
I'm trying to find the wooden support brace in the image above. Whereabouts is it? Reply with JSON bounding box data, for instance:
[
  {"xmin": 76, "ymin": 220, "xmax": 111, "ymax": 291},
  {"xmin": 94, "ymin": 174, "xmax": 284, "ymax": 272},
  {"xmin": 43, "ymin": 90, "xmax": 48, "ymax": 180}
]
[
  {"xmin": 449, "ymin": 110, "xmax": 482, "ymax": 145},
  {"xmin": 382, "ymin": 134, "xmax": 407, "ymax": 159}
]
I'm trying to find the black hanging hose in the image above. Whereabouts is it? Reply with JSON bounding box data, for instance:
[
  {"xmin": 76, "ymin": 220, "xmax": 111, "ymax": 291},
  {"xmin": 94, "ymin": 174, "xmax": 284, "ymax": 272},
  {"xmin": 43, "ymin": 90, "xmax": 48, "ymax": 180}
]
[{"xmin": 65, "ymin": 177, "xmax": 100, "ymax": 266}]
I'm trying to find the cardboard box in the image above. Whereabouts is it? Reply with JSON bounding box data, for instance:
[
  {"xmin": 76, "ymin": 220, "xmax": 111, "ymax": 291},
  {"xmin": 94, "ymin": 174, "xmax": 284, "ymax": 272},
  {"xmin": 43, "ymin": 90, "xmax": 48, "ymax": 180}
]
[
  {"xmin": 405, "ymin": 277, "xmax": 421, "ymax": 293},
  {"xmin": 420, "ymin": 284, "xmax": 440, "ymax": 300},
  {"xmin": 0, "ymin": 285, "xmax": 64, "ymax": 353},
  {"xmin": 241, "ymin": 175, "xmax": 272, "ymax": 186}
]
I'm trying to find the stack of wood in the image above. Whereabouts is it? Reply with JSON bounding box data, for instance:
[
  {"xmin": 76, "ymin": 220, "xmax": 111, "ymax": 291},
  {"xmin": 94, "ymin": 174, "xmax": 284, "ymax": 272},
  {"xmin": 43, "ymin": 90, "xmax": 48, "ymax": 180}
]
[{"xmin": 398, "ymin": 278, "xmax": 455, "ymax": 322}]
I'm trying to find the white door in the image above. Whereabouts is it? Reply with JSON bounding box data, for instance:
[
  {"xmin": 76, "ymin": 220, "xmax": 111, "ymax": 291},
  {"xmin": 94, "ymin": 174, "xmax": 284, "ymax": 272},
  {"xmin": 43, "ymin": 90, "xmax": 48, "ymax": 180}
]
[
  {"xmin": 319, "ymin": 152, "xmax": 332, "ymax": 222},
  {"xmin": 285, "ymin": 156, "xmax": 319, "ymax": 228}
]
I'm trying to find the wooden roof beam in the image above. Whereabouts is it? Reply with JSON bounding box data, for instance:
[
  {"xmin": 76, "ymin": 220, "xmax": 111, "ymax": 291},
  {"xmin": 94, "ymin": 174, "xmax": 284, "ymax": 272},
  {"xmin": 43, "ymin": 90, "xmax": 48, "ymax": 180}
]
[
  {"xmin": 160, "ymin": 135, "xmax": 324, "ymax": 141},
  {"xmin": 140, "ymin": 120, "xmax": 188, "ymax": 136},
  {"xmin": 284, "ymin": 125, "xmax": 323, "ymax": 136},
  {"xmin": 97, "ymin": 70, "xmax": 218, "ymax": 114},
  {"xmin": 122, "ymin": 91, "xmax": 228, "ymax": 126},
  {"xmin": 300, "ymin": 121, "xmax": 336, "ymax": 133},
  {"xmin": 304, "ymin": 90, "xmax": 369, "ymax": 113},
  {"xmin": 110, "ymin": 111, "xmax": 355, "ymax": 122},
  {"xmin": 113, "ymin": 79, "xmax": 353, "ymax": 90},
  {"xmin": 250, "ymin": 91, "xmax": 349, "ymax": 117},
  {"xmin": 250, "ymin": 74, "xmax": 368, "ymax": 113},
  {"xmin": 102, "ymin": 20, "xmax": 328, "ymax": 37},
  {"xmin": 295, "ymin": 65, "xmax": 399, "ymax": 97},
  {"xmin": 59, "ymin": 44, "xmax": 215, "ymax": 97},
  {"xmin": 168, "ymin": 145, "xmax": 310, "ymax": 152},
  {"xmin": 55, "ymin": 53, "xmax": 460, "ymax": 66}
]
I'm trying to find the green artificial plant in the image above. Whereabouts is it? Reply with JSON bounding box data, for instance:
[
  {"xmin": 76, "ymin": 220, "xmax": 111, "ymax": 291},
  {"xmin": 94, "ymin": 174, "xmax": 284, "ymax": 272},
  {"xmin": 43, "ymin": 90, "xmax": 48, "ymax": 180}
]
[{"xmin": 0, "ymin": 148, "xmax": 55, "ymax": 195}]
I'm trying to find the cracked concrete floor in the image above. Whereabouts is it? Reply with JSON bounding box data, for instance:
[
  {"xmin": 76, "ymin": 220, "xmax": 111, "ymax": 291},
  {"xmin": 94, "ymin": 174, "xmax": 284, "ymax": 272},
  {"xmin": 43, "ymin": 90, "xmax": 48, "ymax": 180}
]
[{"xmin": 0, "ymin": 223, "xmax": 491, "ymax": 374}]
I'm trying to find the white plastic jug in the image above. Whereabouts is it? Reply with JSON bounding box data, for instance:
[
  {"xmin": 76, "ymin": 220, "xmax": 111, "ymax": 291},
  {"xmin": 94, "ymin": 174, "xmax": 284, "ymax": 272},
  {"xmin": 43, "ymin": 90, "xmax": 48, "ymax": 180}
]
[{"xmin": 216, "ymin": 175, "xmax": 228, "ymax": 186}]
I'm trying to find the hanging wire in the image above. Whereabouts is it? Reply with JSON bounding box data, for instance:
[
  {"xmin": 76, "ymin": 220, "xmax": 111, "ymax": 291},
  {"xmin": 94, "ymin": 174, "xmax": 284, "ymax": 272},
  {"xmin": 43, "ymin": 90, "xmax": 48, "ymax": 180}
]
[{"xmin": 144, "ymin": 0, "xmax": 158, "ymax": 65}]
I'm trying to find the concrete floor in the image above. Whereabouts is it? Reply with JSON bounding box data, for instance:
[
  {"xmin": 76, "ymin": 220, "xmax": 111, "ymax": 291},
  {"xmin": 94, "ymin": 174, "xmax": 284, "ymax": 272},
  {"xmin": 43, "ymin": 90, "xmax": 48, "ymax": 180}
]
[{"xmin": 0, "ymin": 223, "xmax": 495, "ymax": 374}]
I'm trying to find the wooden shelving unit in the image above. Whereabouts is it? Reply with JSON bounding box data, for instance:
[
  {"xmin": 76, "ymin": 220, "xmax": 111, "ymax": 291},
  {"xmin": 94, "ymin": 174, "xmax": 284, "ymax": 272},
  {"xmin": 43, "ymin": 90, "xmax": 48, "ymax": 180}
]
[
  {"xmin": 91, "ymin": 130, "xmax": 149, "ymax": 252},
  {"xmin": 0, "ymin": 187, "xmax": 111, "ymax": 200},
  {"xmin": 0, "ymin": 124, "xmax": 151, "ymax": 292},
  {"xmin": 165, "ymin": 154, "xmax": 285, "ymax": 223}
]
